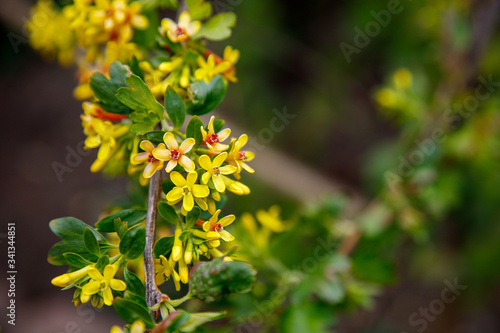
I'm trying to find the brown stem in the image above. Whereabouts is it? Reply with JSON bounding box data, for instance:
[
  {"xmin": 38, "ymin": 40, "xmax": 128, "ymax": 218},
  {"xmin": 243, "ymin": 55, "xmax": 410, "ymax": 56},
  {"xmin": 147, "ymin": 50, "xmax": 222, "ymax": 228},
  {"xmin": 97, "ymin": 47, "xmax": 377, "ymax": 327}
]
[{"xmin": 144, "ymin": 169, "xmax": 167, "ymax": 314}]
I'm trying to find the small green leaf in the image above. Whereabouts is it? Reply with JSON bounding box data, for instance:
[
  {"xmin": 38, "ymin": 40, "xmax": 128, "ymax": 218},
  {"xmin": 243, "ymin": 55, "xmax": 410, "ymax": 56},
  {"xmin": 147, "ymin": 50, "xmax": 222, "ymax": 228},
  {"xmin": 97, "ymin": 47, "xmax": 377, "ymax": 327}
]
[
  {"xmin": 48, "ymin": 239, "xmax": 99, "ymax": 266},
  {"xmin": 158, "ymin": 202, "xmax": 182, "ymax": 224},
  {"xmin": 186, "ymin": 76, "xmax": 227, "ymax": 116},
  {"xmin": 196, "ymin": 12, "xmax": 236, "ymax": 41},
  {"xmin": 95, "ymin": 209, "xmax": 147, "ymax": 232},
  {"xmin": 50, "ymin": 217, "xmax": 105, "ymax": 241},
  {"xmin": 213, "ymin": 118, "xmax": 225, "ymax": 133},
  {"xmin": 63, "ymin": 253, "xmax": 94, "ymax": 269},
  {"xmin": 179, "ymin": 311, "xmax": 226, "ymax": 332},
  {"xmin": 186, "ymin": 0, "xmax": 212, "ymax": 20},
  {"xmin": 124, "ymin": 268, "xmax": 145, "ymax": 296},
  {"xmin": 113, "ymin": 298, "xmax": 155, "ymax": 328},
  {"xmin": 83, "ymin": 227, "xmax": 101, "ymax": 256},
  {"xmin": 186, "ymin": 207, "xmax": 200, "ymax": 229},
  {"xmin": 186, "ymin": 116, "xmax": 204, "ymax": 147},
  {"xmin": 116, "ymin": 74, "xmax": 164, "ymax": 116},
  {"xmin": 154, "ymin": 236, "xmax": 175, "ymax": 258},
  {"xmin": 164, "ymin": 87, "xmax": 186, "ymax": 130},
  {"xmin": 114, "ymin": 218, "xmax": 128, "ymax": 239},
  {"xmin": 143, "ymin": 130, "xmax": 166, "ymax": 144},
  {"xmin": 119, "ymin": 225, "xmax": 146, "ymax": 260},
  {"xmin": 95, "ymin": 255, "xmax": 110, "ymax": 273},
  {"xmin": 89, "ymin": 61, "xmax": 132, "ymax": 114},
  {"xmin": 179, "ymin": 230, "xmax": 190, "ymax": 241}
]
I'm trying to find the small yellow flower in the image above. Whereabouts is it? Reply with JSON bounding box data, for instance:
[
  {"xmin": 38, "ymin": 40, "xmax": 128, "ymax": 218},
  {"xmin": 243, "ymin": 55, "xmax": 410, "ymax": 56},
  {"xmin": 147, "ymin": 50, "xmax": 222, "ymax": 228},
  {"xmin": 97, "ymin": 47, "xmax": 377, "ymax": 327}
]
[
  {"xmin": 110, "ymin": 320, "xmax": 145, "ymax": 333},
  {"xmin": 199, "ymin": 152, "xmax": 237, "ymax": 193},
  {"xmin": 203, "ymin": 209, "xmax": 235, "ymax": 242},
  {"xmin": 195, "ymin": 55, "xmax": 231, "ymax": 83},
  {"xmin": 131, "ymin": 140, "xmax": 164, "ymax": 178},
  {"xmin": 84, "ymin": 119, "xmax": 129, "ymax": 159},
  {"xmin": 222, "ymin": 46, "xmax": 239, "ymax": 82},
  {"xmin": 153, "ymin": 132, "xmax": 196, "ymax": 172},
  {"xmin": 223, "ymin": 176, "xmax": 250, "ymax": 195},
  {"xmin": 52, "ymin": 265, "xmax": 93, "ymax": 287},
  {"xmin": 201, "ymin": 116, "xmax": 231, "ymax": 152},
  {"xmin": 81, "ymin": 264, "xmax": 126, "ymax": 306},
  {"xmin": 227, "ymin": 134, "xmax": 255, "ymax": 178},
  {"xmin": 160, "ymin": 11, "xmax": 200, "ymax": 43},
  {"xmin": 166, "ymin": 172, "xmax": 210, "ymax": 211}
]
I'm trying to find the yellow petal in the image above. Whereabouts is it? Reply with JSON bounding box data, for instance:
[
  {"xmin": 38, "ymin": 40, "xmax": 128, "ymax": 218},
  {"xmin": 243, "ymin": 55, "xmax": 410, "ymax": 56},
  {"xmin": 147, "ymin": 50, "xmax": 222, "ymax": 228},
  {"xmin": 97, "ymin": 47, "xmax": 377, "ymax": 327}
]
[
  {"xmin": 192, "ymin": 184, "xmax": 210, "ymax": 198},
  {"xmin": 212, "ymin": 175, "xmax": 225, "ymax": 193},
  {"xmin": 235, "ymin": 134, "xmax": 248, "ymax": 150},
  {"xmin": 183, "ymin": 193, "xmax": 194, "ymax": 211},
  {"xmin": 166, "ymin": 187, "xmax": 183, "ymax": 201},
  {"xmin": 179, "ymin": 155, "xmax": 195, "ymax": 172},
  {"xmin": 201, "ymin": 171, "xmax": 211, "ymax": 184},
  {"xmin": 103, "ymin": 286, "xmax": 114, "ymax": 306},
  {"xmin": 194, "ymin": 197, "xmax": 208, "ymax": 211},
  {"xmin": 143, "ymin": 163, "xmax": 157, "ymax": 178},
  {"xmin": 217, "ymin": 128, "xmax": 231, "ymax": 142},
  {"xmin": 213, "ymin": 152, "xmax": 228, "ymax": 167},
  {"xmin": 179, "ymin": 138, "xmax": 195, "ymax": 153},
  {"xmin": 220, "ymin": 230, "xmax": 234, "ymax": 242},
  {"xmin": 186, "ymin": 171, "xmax": 198, "ymax": 185},
  {"xmin": 198, "ymin": 155, "xmax": 212, "ymax": 171},
  {"xmin": 220, "ymin": 165, "xmax": 237, "ymax": 175},
  {"xmin": 139, "ymin": 140, "xmax": 155, "ymax": 153},
  {"xmin": 165, "ymin": 160, "xmax": 178, "ymax": 172},
  {"xmin": 110, "ymin": 279, "xmax": 127, "ymax": 291},
  {"xmin": 103, "ymin": 265, "xmax": 118, "ymax": 280},
  {"xmin": 131, "ymin": 152, "xmax": 149, "ymax": 165},
  {"xmin": 82, "ymin": 281, "xmax": 101, "ymax": 295},
  {"xmin": 169, "ymin": 171, "xmax": 186, "ymax": 186},
  {"xmin": 88, "ymin": 267, "xmax": 103, "ymax": 281},
  {"xmin": 163, "ymin": 132, "xmax": 178, "ymax": 150},
  {"xmin": 219, "ymin": 215, "xmax": 235, "ymax": 227}
]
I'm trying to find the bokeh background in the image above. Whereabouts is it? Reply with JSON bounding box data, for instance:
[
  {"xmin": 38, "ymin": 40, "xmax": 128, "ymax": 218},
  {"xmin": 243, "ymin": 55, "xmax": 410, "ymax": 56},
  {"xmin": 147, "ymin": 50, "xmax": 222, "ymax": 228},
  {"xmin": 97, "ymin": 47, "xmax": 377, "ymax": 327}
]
[{"xmin": 2, "ymin": 0, "xmax": 500, "ymax": 332}]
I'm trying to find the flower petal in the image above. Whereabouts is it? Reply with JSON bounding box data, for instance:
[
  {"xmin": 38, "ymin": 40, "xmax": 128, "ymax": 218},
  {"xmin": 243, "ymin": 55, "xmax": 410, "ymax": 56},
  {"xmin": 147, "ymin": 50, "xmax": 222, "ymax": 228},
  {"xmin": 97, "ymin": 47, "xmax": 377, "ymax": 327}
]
[
  {"xmin": 88, "ymin": 268, "xmax": 103, "ymax": 281},
  {"xmin": 183, "ymin": 193, "xmax": 194, "ymax": 211},
  {"xmin": 179, "ymin": 155, "xmax": 195, "ymax": 172},
  {"xmin": 179, "ymin": 138, "xmax": 195, "ymax": 153},
  {"xmin": 192, "ymin": 184, "xmax": 210, "ymax": 198},
  {"xmin": 220, "ymin": 165, "xmax": 237, "ymax": 175},
  {"xmin": 194, "ymin": 197, "xmax": 208, "ymax": 211},
  {"xmin": 103, "ymin": 286, "xmax": 114, "ymax": 306},
  {"xmin": 82, "ymin": 281, "xmax": 101, "ymax": 295},
  {"xmin": 186, "ymin": 171, "xmax": 198, "ymax": 185},
  {"xmin": 242, "ymin": 163, "xmax": 255, "ymax": 173},
  {"xmin": 217, "ymin": 129, "xmax": 231, "ymax": 142},
  {"xmin": 198, "ymin": 154, "xmax": 212, "ymax": 171},
  {"xmin": 201, "ymin": 172, "xmax": 211, "ymax": 184},
  {"xmin": 202, "ymin": 221, "xmax": 210, "ymax": 232},
  {"xmin": 212, "ymin": 176, "xmax": 225, "ymax": 193},
  {"xmin": 220, "ymin": 230, "xmax": 235, "ymax": 242},
  {"xmin": 213, "ymin": 152, "xmax": 228, "ymax": 167},
  {"xmin": 139, "ymin": 140, "xmax": 155, "ymax": 153},
  {"xmin": 110, "ymin": 279, "xmax": 127, "ymax": 291},
  {"xmin": 143, "ymin": 163, "xmax": 156, "ymax": 178},
  {"xmin": 166, "ymin": 187, "xmax": 183, "ymax": 201},
  {"xmin": 235, "ymin": 134, "xmax": 248, "ymax": 150},
  {"xmin": 163, "ymin": 132, "xmax": 178, "ymax": 150},
  {"xmin": 104, "ymin": 265, "xmax": 118, "ymax": 280},
  {"xmin": 165, "ymin": 160, "xmax": 178, "ymax": 173},
  {"xmin": 152, "ymin": 148, "xmax": 171, "ymax": 161},
  {"xmin": 131, "ymin": 152, "xmax": 149, "ymax": 165},
  {"xmin": 219, "ymin": 214, "xmax": 235, "ymax": 227}
]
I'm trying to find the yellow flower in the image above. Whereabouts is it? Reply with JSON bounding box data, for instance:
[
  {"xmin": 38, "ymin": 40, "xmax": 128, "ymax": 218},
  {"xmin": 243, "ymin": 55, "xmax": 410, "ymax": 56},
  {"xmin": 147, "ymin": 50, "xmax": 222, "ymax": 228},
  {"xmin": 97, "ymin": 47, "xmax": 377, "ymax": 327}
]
[
  {"xmin": 203, "ymin": 209, "xmax": 235, "ymax": 242},
  {"xmin": 199, "ymin": 152, "xmax": 237, "ymax": 193},
  {"xmin": 227, "ymin": 134, "xmax": 255, "ymax": 178},
  {"xmin": 224, "ymin": 176, "xmax": 250, "ymax": 195},
  {"xmin": 131, "ymin": 140, "xmax": 164, "ymax": 178},
  {"xmin": 195, "ymin": 55, "xmax": 231, "ymax": 83},
  {"xmin": 256, "ymin": 205, "xmax": 286, "ymax": 232},
  {"xmin": 27, "ymin": 0, "xmax": 75, "ymax": 66},
  {"xmin": 166, "ymin": 171, "xmax": 210, "ymax": 211},
  {"xmin": 201, "ymin": 116, "xmax": 231, "ymax": 152},
  {"xmin": 222, "ymin": 46, "xmax": 239, "ymax": 82},
  {"xmin": 52, "ymin": 265, "xmax": 93, "ymax": 287},
  {"xmin": 160, "ymin": 11, "xmax": 200, "ymax": 43},
  {"xmin": 110, "ymin": 320, "xmax": 145, "ymax": 333},
  {"xmin": 81, "ymin": 264, "xmax": 126, "ymax": 306},
  {"xmin": 153, "ymin": 132, "xmax": 196, "ymax": 172}
]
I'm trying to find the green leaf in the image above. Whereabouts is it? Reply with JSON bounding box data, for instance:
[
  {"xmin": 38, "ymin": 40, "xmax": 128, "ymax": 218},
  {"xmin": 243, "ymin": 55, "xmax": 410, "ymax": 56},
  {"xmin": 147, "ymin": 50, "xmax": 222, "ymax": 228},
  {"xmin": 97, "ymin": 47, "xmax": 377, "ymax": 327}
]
[
  {"xmin": 119, "ymin": 225, "xmax": 146, "ymax": 260},
  {"xmin": 113, "ymin": 298, "xmax": 155, "ymax": 328},
  {"xmin": 116, "ymin": 74, "xmax": 164, "ymax": 116},
  {"xmin": 213, "ymin": 118, "xmax": 225, "ymax": 133},
  {"xmin": 186, "ymin": 76, "xmax": 227, "ymax": 115},
  {"xmin": 95, "ymin": 255, "xmax": 110, "ymax": 273},
  {"xmin": 50, "ymin": 217, "xmax": 105, "ymax": 241},
  {"xmin": 185, "ymin": 116, "xmax": 204, "ymax": 147},
  {"xmin": 186, "ymin": 0, "xmax": 212, "ymax": 20},
  {"xmin": 83, "ymin": 227, "xmax": 101, "ymax": 256},
  {"xmin": 154, "ymin": 236, "xmax": 175, "ymax": 258},
  {"xmin": 179, "ymin": 311, "xmax": 226, "ymax": 332},
  {"xmin": 114, "ymin": 218, "xmax": 128, "ymax": 239},
  {"xmin": 95, "ymin": 209, "xmax": 147, "ymax": 232},
  {"xmin": 179, "ymin": 230, "xmax": 190, "ymax": 241},
  {"xmin": 89, "ymin": 61, "xmax": 132, "ymax": 114},
  {"xmin": 158, "ymin": 202, "xmax": 182, "ymax": 224},
  {"xmin": 164, "ymin": 87, "xmax": 186, "ymax": 130},
  {"xmin": 143, "ymin": 130, "xmax": 166, "ymax": 144},
  {"xmin": 186, "ymin": 207, "xmax": 200, "ymax": 229},
  {"xmin": 63, "ymin": 253, "xmax": 94, "ymax": 269},
  {"xmin": 124, "ymin": 268, "xmax": 145, "ymax": 296},
  {"xmin": 196, "ymin": 12, "xmax": 236, "ymax": 41},
  {"xmin": 48, "ymin": 239, "xmax": 99, "ymax": 266}
]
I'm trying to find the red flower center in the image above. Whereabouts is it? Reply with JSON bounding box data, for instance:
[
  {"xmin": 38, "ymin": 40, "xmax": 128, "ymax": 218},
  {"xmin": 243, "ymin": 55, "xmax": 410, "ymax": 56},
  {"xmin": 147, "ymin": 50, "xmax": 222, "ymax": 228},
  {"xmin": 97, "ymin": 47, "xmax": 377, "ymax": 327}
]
[
  {"xmin": 206, "ymin": 133, "xmax": 219, "ymax": 145},
  {"xmin": 212, "ymin": 223, "xmax": 223, "ymax": 232},
  {"xmin": 170, "ymin": 149, "xmax": 180, "ymax": 160},
  {"xmin": 175, "ymin": 26, "xmax": 186, "ymax": 37},
  {"xmin": 238, "ymin": 151, "xmax": 247, "ymax": 161},
  {"xmin": 148, "ymin": 154, "xmax": 158, "ymax": 163}
]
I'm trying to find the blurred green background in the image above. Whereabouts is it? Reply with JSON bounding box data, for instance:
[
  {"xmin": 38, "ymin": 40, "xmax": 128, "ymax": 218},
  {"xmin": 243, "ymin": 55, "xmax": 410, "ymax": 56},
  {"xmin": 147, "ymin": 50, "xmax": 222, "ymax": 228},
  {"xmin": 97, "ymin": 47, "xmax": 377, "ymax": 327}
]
[{"xmin": 1, "ymin": 0, "xmax": 500, "ymax": 332}]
